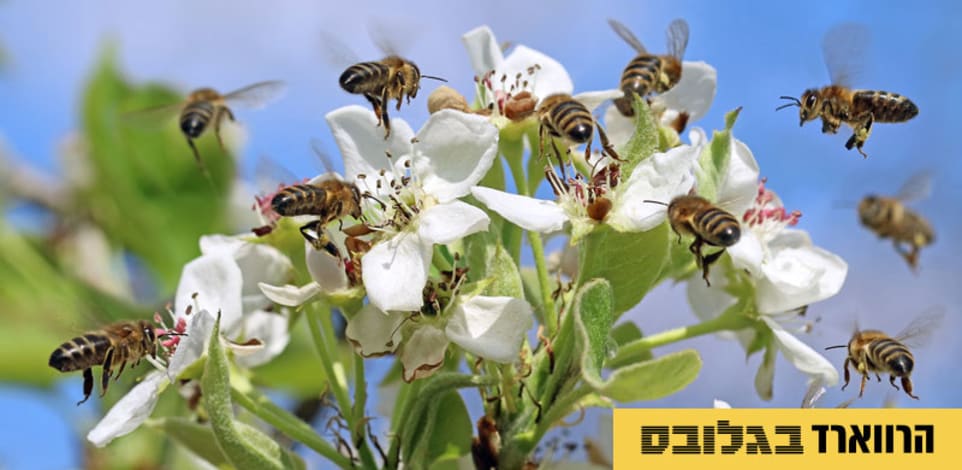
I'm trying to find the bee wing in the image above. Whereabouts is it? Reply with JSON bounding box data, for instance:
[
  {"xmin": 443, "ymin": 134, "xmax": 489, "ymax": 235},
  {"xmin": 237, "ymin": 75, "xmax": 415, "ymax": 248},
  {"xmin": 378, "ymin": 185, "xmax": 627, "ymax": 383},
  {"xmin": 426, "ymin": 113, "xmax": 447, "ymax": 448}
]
[
  {"xmin": 319, "ymin": 29, "xmax": 362, "ymax": 68},
  {"xmin": 311, "ymin": 138, "xmax": 340, "ymax": 176},
  {"xmin": 666, "ymin": 18, "xmax": 690, "ymax": 60},
  {"xmin": 822, "ymin": 22, "xmax": 870, "ymax": 87},
  {"xmin": 122, "ymin": 101, "xmax": 184, "ymax": 128},
  {"xmin": 894, "ymin": 307, "xmax": 945, "ymax": 348},
  {"xmin": 895, "ymin": 170, "xmax": 934, "ymax": 203},
  {"xmin": 367, "ymin": 17, "xmax": 421, "ymax": 58},
  {"xmin": 222, "ymin": 81, "xmax": 287, "ymax": 110},
  {"xmin": 253, "ymin": 154, "xmax": 301, "ymax": 195},
  {"xmin": 607, "ymin": 18, "xmax": 647, "ymax": 54}
]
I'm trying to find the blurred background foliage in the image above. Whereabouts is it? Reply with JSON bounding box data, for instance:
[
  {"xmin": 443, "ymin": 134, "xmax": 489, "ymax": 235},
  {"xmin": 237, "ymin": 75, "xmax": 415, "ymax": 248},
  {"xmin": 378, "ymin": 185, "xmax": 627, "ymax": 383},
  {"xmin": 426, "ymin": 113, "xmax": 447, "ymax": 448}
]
[{"xmin": 0, "ymin": 47, "xmax": 334, "ymax": 468}]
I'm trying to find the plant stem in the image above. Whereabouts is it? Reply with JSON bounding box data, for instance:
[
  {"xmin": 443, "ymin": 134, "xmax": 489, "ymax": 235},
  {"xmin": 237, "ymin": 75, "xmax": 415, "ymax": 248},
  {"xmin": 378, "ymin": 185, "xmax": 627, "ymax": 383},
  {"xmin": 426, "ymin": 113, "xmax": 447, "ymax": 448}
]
[
  {"xmin": 504, "ymin": 144, "xmax": 557, "ymax": 334},
  {"xmin": 609, "ymin": 307, "xmax": 753, "ymax": 368},
  {"xmin": 231, "ymin": 387, "xmax": 353, "ymax": 468}
]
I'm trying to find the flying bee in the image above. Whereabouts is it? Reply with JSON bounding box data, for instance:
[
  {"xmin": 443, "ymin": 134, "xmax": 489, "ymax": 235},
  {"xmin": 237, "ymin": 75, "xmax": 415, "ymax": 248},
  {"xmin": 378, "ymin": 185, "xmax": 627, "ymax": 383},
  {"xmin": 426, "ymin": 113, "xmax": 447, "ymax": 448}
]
[
  {"xmin": 537, "ymin": 93, "xmax": 621, "ymax": 178},
  {"xmin": 48, "ymin": 320, "xmax": 164, "ymax": 405},
  {"xmin": 777, "ymin": 23, "xmax": 918, "ymax": 157},
  {"xmin": 127, "ymin": 81, "xmax": 286, "ymax": 171},
  {"xmin": 826, "ymin": 310, "xmax": 943, "ymax": 400},
  {"xmin": 857, "ymin": 171, "xmax": 934, "ymax": 271},
  {"xmin": 646, "ymin": 195, "xmax": 741, "ymax": 286},
  {"xmin": 608, "ymin": 18, "xmax": 690, "ymax": 117}
]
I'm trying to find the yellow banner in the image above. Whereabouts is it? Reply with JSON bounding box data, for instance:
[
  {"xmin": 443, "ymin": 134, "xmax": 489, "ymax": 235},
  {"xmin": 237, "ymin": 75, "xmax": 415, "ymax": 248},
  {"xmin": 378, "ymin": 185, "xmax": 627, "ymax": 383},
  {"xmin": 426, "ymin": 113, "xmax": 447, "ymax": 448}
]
[{"xmin": 613, "ymin": 409, "xmax": 958, "ymax": 469}]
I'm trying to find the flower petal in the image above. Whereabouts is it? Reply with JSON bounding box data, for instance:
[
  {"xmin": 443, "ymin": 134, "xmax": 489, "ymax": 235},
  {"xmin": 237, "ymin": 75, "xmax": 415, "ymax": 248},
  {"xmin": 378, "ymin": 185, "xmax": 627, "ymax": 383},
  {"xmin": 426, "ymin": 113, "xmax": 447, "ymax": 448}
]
[
  {"xmin": 762, "ymin": 316, "xmax": 839, "ymax": 387},
  {"xmin": 445, "ymin": 296, "xmax": 533, "ymax": 363},
  {"xmin": 652, "ymin": 61, "xmax": 717, "ymax": 123},
  {"xmin": 400, "ymin": 325, "xmax": 449, "ymax": 382},
  {"xmin": 727, "ymin": 229, "xmax": 764, "ymax": 275},
  {"xmin": 412, "ymin": 110, "xmax": 499, "ymax": 202},
  {"xmin": 756, "ymin": 229, "xmax": 848, "ymax": 314},
  {"xmin": 361, "ymin": 233, "xmax": 432, "ymax": 312},
  {"xmin": 234, "ymin": 243, "xmax": 293, "ymax": 313},
  {"xmin": 325, "ymin": 105, "xmax": 415, "ymax": 182},
  {"xmin": 755, "ymin": 346, "xmax": 776, "ymax": 401},
  {"xmin": 502, "ymin": 45, "xmax": 573, "ymax": 101},
  {"xmin": 167, "ymin": 309, "xmax": 216, "ymax": 378},
  {"xmin": 602, "ymin": 104, "xmax": 638, "ymax": 149},
  {"xmin": 306, "ymin": 242, "xmax": 350, "ymax": 293},
  {"xmin": 573, "ymin": 89, "xmax": 624, "ymax": 114},
  {"xmin": 716, "ymin": 138, "xmax": 761, "ymax": 217},
  {"xmin": 174, "ymin": 254, "xmax": 243, "ymax": 334},
  {"xmin": 235, "ymin": 310, "xmax": 291, "ymax": 368},
  {"xmin": 258, "ymin": 282, "xmax": 321, "ymax": 307},
  {"xmin": 462, "ymin": 25, "xmax": 503, "ymax": 76},
  {"xmin": 87, "ymin": 370, "xmax": 166, "ymax": 447},
  {"xmin": 471, "ymin": 186, "xmax": 567, "ymax": 233},
  {"xmin": 607, "ymin": 144, "xmax": 699, "ymax": 232},
  {"xmin": 418, "ymin": 200, "xmax": 490, "ymax": 245},
  {"xmin": 345, "ymin": 304, "xmax": 403, "ymax": 357},
  {"xmin": 713, "ymin": 399, "xmax": 732, "ymax": 409}
]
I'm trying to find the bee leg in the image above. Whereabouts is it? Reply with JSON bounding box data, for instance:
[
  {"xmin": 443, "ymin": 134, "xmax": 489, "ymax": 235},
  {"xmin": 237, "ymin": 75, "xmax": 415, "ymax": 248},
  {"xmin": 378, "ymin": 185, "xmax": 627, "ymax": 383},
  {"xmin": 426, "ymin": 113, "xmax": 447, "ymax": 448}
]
[
  {"xmin": 875, "ymin": 373, "xmax": 882, "ymax": 382},
  {"xmin": 100, "ymin": 348, "xmax": 115, "ymax": 397},
  {"xmin": 213, "ymin": 107, "xmax": 234, "ymax": 152},
  {"xmin": 845, "ymin": 113, "xmax": 873, "ymax": 158},
  {"xmin": 78, "ymin": 368, "xmax": 94, "ymax": 406},
  {"xmin": 185, "ymin": 137, "xmax": 208, "ymax": 174},
  {"xmin": 380, "ymin": 89, "xmax": 394, "ymax": 139},
  {"xmin": 701, "ymin": 249, "xmax": 726, "ymax": 286},
  {"xmin": 901, "ymin": 377, "xmax": 919, "ymax": 400},
  {"xmin": 841, "ymin": 358, "xmax": 852, "ymax": 391},
  {"xmin": 551, "ymin": 138, "xmax": 569, "ymax": 183},
  {"xmin": 858, "ymin": 372, "xmax": 868, "ymax": 398},
  {"xmin": 888, "ymin": 375, "xmax": 900, "ymax": 391},
  {"xmin": 113, "ymin": 347, "xmax": 128, "ymax": 382},
  {"xmin": 300, "ymin": 221, "xmax": 342, "ymax": 259},
  {"xmin": 595, "ymin": 123, "xmax": 624, "ymax": 162}
]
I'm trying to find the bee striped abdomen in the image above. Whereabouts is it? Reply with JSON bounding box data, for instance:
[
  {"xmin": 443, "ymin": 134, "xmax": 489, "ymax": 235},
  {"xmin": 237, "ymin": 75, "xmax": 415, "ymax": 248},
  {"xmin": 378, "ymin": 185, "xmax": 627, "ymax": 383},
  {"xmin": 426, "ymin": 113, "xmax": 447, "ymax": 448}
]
[
  {"xmin": 870, "ymin": 338, "xmax": 914, "ymax": 376},
  {"xmin": 621, "ymin": 55, "xmax": 663, "ymax": 96},
  {"xmin": 49, "ymin": 335, "xmax": 110, "ymax": 372},
  {"xmin": 271, "ymin": 184, "xmax": 328, "ymax": 217},
  {"xmin": 339, "ymin": 62, "xmax": 390, "ymax": 95},
  {"xmin": 550, "ymin": 100, "xmax": 593, "ymax": 143},
  {"xmin": 180, "ymin": 101, "xmax": 215, "ymax": 138},
  {"xmin": 696, "ymin": 208, "xmax": 741, "ymax": 246},
  {"xmin": 853, "ymin": 90, "xmax": 919, "ymax": 122}
]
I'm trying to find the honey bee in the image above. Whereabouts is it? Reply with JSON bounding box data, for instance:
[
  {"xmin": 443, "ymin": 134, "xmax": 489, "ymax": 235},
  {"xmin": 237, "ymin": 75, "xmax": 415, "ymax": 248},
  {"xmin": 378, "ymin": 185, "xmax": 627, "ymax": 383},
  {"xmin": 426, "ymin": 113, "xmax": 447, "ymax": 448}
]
[
  {"xmin": 608, "ymin": 18, "xmax": 690, "ymax": 116},
  {"xmin": 537, "ymin": 93, "xmax": 621, "ymax": 175},
  {"xmin": 777, "ymin": 23, "xmax": 918, "ymax": 157},
  {"xmin": 647, "ymin": 195, "xmax": 741, "ymax": 286},
  {"xmin": 269, "ymin": 141, "xmax": 371, "ymax": 258},
  {"xmin": 826, "ymin": 310, "xmax": 943, "ymax": 400},
  {"xmin": 339, "ymin": 58, "xmax": 445, "ymax": 139},
  {"xmin": 48, "ymin": 320, "xmax": 160, "ymax": 405},
  {"xmin": 127, "ymin": 81, "xmax": 286, "ymax": 171},
  {"xmin": 857, "ymin": 171, "xmax": 934, "ymax": 271}
]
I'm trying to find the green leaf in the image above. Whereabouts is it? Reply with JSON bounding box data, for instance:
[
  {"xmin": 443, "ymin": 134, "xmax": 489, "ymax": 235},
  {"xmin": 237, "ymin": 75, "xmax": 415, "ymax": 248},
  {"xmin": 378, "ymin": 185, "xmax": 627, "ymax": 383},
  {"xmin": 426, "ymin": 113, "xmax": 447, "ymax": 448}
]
[
  {"xmin": 695, "ymin": 107, "xmax": 741, "ymax": 202},
  {"xmin": 601, "ymin": 350, "xmax": 702, "ymax": 402},
  {"xmin": 424, "ymin": 391, "xmax": 473, "ymax": 467},
  {"xmin": 81, "ymin": 46, "xmax": 234, "ymax": 291},
  {"xmin": 202, "ymin": 314, "xmax": 288, "ymax": 470},
  {"xmin": 152, "ymin": 418, "xmax": 232, "ymax": 468},
  {"xmin": 482, "ymin": 244, "xmax": 523, "ymax": 298},
  {"xmin": 235, "ymin": 422, "xmax": 306, "ymax": 470},
  {"xmin": 609, "ymin": 322, "xmax": 652, "ymax": 362},
  {"xmin": 573, "ymin": 278, "xmax": 616, "ymax": 388},
  {"xmin": 620, "ymin": 95, "xmax": 659, "ymax": 176},
  {"xmin": 578, "ymin": 223, "xmax": 670, "ymax": 316}
]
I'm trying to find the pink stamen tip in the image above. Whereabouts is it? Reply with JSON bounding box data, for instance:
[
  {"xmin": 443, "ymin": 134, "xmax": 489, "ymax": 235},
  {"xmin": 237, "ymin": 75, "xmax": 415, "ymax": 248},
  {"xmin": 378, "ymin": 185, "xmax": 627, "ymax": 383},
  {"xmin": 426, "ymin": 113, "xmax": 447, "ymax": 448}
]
[{"xmin": 154, "ymin": 313, "xmax": 163, "ymax": 323}]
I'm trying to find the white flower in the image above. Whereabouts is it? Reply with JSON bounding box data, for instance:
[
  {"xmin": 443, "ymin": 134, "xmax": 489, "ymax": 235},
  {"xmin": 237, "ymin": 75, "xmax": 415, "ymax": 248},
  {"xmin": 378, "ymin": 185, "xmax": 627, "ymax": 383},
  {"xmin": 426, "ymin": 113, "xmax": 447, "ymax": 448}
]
[
  {"xmin": 684, "ymin": 141, "xmax": 845, "ymax": 399},
  {"xmin": 345, "ymin": 296, "xmax": 533, "ymax": 382},
  {"xmin": 462, "ymin": 25, "xmax": 573, "ymax": 106},
  {"xmin": 604, "ymin": 62, "xmax": 718, "ymax": 147},
  {"xmin": 325, "ymin": 106, "xmax": 499, "ymax": 312},
  {"xmin": 88, "ymin": 235, "xmax": 294, "ymax": 446},
  {"xmin": 472, "ymin": 142, "xmax": 700, "ymax": 243}
]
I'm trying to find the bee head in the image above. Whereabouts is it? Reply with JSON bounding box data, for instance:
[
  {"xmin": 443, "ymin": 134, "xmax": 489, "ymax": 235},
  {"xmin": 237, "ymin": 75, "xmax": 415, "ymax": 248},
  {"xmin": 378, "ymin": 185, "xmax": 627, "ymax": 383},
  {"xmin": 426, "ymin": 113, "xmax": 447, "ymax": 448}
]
[
  {"xmin": 798, "ymin": 89, "xmax": 822, "ymax": 124},
  {"xmin": 857, "ymin": 195, "xmax": 882, "ymax": 224}
]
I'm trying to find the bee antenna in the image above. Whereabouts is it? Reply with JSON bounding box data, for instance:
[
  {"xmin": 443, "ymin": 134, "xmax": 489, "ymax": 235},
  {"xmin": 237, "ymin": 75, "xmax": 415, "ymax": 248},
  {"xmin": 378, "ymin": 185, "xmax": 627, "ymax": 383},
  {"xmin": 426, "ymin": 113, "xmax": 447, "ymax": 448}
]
[
  {"xmin": 421, "ymin": 75, "xmax": 448, "ymax": 83},
  {"xmin": 775, "ymin": 96, "xmax": 801, "ymax": 111},
  {"xmin": 824, "ymin": 344, "xmax": 847, "ymax": 351},
  {"xmin": 642, "ymin": 199, "xmax": 668, "ymax": 207}
]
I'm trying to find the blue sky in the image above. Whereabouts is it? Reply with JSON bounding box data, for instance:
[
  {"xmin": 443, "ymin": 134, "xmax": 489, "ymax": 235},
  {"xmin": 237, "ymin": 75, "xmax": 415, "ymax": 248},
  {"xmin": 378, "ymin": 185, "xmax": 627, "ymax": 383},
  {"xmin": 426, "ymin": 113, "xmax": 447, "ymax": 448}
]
[{"xmin": 2, "ymin": 1, "xmax": 961, "ymax": 468}]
